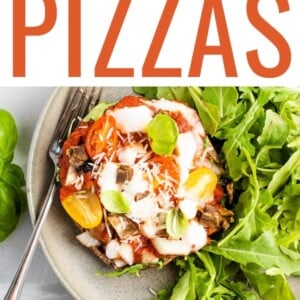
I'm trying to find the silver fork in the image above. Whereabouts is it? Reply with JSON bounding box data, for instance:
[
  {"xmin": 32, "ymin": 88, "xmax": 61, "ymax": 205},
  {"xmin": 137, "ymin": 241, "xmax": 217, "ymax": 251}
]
[{"xmin": 4, "ymin": 87, "xmax": 101, "ymax": 300}]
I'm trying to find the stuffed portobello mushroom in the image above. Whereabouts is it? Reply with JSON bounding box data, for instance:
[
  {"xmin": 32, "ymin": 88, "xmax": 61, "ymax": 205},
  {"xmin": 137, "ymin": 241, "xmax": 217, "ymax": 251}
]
[{"xmin": 58, "ymin": 95, "xmax": 234, "ymax": 269}]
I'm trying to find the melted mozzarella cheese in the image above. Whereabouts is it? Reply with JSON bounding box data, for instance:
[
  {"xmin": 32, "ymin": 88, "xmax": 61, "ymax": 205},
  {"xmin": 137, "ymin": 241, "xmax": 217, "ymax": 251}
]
[
  {"xmin": 129, "ymin": 196, "xmax": 158, "ymax": 220},
  {"xmin": 123, "ymin": 166, "xmax": 149, "ymax": 195},
  {"xmin": 118, "ymin": 243, "xmax": 134, "ymax": 265},
  {"xmin": 109, "ymin": 105, "xmax": 153, "ymax": 133},
  {"xmin": 176, "ymin": 132, "xmax": 198, "ymax": 185},
  {"xmin": 151, "ymin": 237, "xmax": 191, "ymax": 256},
  {"xmin": 179, "ymin": 198, "xmax": 198, "ymax": 219},
  {"xmin": 76, "ymin": 231, "xmax": 101, "ymax": 247},
  {"xmin": 140, "ymin": 220, "xmax": 157, "ymax": 238},
  {"xmin": 105, "ymin": 239, "xmax": 120, "ymax": 259},
  {"xmin": 117, "ymin": 143, "xmax": 146, "ymax": 164},
  {"xmin": 149, "ymin": 98, "xmax": 205, "ymax": 136},
  {"xmin": 97, "ymin": 162, "xmax": 119, "ymax": 192},
  {"xmin": 182, "ymin": 221, "xmax": 207, "ymax": 251}
]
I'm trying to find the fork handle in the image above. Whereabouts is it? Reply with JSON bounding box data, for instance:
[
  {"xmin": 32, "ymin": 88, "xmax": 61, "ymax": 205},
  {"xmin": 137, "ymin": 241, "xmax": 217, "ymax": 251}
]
[{"xmin": 4, "ymin": 174, "xmax": 57, "ymax": 300}]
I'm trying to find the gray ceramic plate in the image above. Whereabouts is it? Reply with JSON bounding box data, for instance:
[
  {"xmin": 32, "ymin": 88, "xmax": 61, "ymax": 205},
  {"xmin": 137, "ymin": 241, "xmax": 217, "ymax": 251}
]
[
  {"xmin": 27, "ymin": 87, "xmax": 177, "ymax": 300},
  {"xmin": 27, "ymin": 87, "xmax": 299, "ymax": 299}
]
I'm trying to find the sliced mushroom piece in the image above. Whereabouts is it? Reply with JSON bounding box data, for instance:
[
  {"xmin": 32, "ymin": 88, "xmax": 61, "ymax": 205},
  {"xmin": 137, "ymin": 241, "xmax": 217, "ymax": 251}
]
[
  {"xmin": 199, "ymin": 204, "xmax": 221, "ymax": 235},
  {"xmin": 218, "ymin": 206, "xmax": 235, "ymax": 230},
  {"xmin": 67, "ymin": 144, "xmax": 89, "ymax": 168},
  {"xmin": 199, "ymin": 204, "xmax": 234, "ymax": 235},
  {"xmin": 225, "ymin": 182, "xmax": 234, "ymax": 203},
  {"xmin": 116, "ymin": 165, "xmax": 134, "ymax": 184},
  {"xmin": 135, "ymin": 191, "xmax": 150, "ymax": 201},
  {"xmin": 107, "ymin": 214, "xmax": 139, "ymax": 240}
]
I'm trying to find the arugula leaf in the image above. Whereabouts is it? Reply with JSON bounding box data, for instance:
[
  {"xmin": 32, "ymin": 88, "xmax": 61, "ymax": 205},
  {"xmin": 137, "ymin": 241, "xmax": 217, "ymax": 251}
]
[
  {"xmin": 257, "ymin": 110, "xmax": 289, "ymax": 147},
  {"xmin": 201, "ymin": 87, "xmax": 238, "ymax": 118},
  {"xmin": 242, "ymin": 264, "xmax": 296, "ymax": 300},
  {"xmin": 97, "ymin": 261, "xmax": 164, "ymax": 278},
  {"xmin": 133, "ymin": 87, "xmax": 157, "ymax": 99},
  {"xmin": 275, "ymin": 184, "xmax": 300, "ymax": 253},
  {"xmin": 268, "ymin": 149, "xmax": 300, "ymax": 196},
  {"xmin": 187, "ymin": 87, "xmax": 220, "ymax": 136},
  {"xmin": 162, "ymin": 252, "xmax": 258, "ymax": 300},
  {"xmin": 206, "ymin": 231, "xmax": 300, "ymax": 276},
  {"xmin": 97, "ymin": 263, "xmax": 144, "ymax": 277},
  {"xmin": 169, "ymin": 270, "xmax": 191, "ymax": 300}
]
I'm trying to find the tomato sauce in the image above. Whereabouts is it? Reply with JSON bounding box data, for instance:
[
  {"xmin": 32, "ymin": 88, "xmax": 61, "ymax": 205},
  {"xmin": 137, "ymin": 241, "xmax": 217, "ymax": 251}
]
[
  {"xmin": 59, "ymin": 121, "xmax": 91, "ymax": 195},
  {"xmin": 60, "ymin": 185, "xmax": 77, "ymax": 200},
  {"xmin": 150, "ymin": 155, "xmax": 180, "ymax": 189},
  {"xmin": 129, "ymin": 237, "xmax": 162, "ymax": 263},
  {"xmin": 169, "ymin": 111, "xmax": 193, "ymax": 133},
  {"xmin": 214, "ymin": 184, "xmax": 224, "ymax": 203},
  {"xmin": 113, "ymin": 95, "xmax": 146, "ymax": 109}
]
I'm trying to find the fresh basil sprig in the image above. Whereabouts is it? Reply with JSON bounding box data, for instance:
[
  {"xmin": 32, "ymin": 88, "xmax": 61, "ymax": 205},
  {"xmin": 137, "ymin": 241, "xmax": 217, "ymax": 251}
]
[{"xmin": 0, "ymin": 109, "xmax": 27, "ymax": 242}]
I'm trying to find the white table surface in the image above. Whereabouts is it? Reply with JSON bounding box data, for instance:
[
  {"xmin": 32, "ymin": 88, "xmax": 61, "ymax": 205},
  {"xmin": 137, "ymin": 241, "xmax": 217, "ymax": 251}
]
[{"xmin": 0, "ymin": 87, "xmax": 72, "ymax": 300}]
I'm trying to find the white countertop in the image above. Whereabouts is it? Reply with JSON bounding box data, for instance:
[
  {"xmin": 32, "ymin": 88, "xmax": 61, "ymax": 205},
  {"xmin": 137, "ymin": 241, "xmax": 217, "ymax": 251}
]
[{"xmin": 0, "ymin": 87, "xmax": 72, "ymax": 300}]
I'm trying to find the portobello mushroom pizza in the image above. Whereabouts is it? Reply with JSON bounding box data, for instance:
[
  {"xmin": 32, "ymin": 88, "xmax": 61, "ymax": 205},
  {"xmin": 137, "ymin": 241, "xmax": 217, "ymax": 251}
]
[{"xmin": 58, "ymin": 95, "xmax": 234, "ymax": 269}]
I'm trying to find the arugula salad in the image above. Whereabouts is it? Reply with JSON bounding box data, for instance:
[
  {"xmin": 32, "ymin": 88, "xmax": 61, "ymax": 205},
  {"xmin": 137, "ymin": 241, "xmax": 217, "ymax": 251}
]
[{"xmin": 132, "ymin": 87, "xmax": 300, "ymax": 300}]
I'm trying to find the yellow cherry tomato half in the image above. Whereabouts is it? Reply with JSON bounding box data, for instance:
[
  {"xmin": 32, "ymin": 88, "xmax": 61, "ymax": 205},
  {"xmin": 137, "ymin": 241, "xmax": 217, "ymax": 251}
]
[
  {"xmin": 184, "ymin": 167, "xmax": 218, "ymax": 198},
  {"xmin": 61, "ymin": 190, "xmax": 102, "ymax": 229}
]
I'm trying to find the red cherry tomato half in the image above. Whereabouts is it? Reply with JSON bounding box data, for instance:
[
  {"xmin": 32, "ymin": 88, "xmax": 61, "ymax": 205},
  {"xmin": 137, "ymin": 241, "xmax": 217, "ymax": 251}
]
[{"xmin": 85, "ymin": 115, "xmax": 118, "ymax": 158}]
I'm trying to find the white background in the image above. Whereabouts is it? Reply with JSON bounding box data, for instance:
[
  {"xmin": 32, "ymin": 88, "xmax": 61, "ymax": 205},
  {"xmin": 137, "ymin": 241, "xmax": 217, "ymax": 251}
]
[{"xmin": 0, "ymin": 0, "xmax": 300, "ymax": 85}]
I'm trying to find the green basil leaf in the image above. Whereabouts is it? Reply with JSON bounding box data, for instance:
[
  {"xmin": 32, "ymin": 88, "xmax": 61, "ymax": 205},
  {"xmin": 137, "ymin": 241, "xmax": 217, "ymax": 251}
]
[
  {"xmin": 166, "ymin": 208, "xmax": 188, "ymax": 239},
  {"xmin": 0, "ymin": 109, "xmax": 18, "ymax": 162},
  {"xmin": 1, "ymin": 163, "xmax": 25, "ymax": 187},
  {"xmin": 83, "ymin": 102, "xmax": 115, "ymax": 122},
  {"xmin": 147, "ymin": 113, "xmax": 178, "ymax": 155},
  {"xmin": 101, "ymin": 190, "xmax": 130, "ymax": 214},
  {"xmin": 13, "ymin": 187, "xmax": 27, "ymax": 215},
  {"xmin": 0, "ymin": 182, "xmax": 19, "ymax": 242}
]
